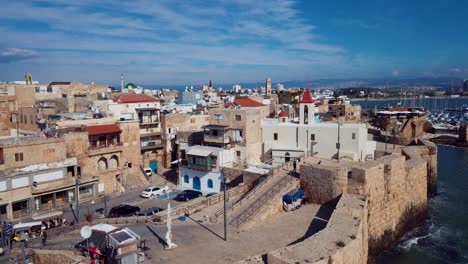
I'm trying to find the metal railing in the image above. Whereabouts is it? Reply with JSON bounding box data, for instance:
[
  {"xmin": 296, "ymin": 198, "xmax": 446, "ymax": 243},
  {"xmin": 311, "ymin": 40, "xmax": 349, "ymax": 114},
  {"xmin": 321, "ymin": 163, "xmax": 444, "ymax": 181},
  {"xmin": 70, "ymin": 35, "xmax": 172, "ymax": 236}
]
[
  {"xmin": 211, "ymin": 172, "xmax": 274, "ymax": 222},
  {"xmin": 232, "ymin": 175, "xmax": 294, "ymax": 228}
]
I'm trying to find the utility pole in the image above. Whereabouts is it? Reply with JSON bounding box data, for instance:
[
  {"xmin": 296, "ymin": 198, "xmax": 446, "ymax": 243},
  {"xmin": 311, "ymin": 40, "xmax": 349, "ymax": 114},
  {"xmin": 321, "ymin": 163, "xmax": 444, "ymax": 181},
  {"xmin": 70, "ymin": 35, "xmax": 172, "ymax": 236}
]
[
  {"xmin": 336, "ymin": 122, "xmax": 341, "ymax": 163},
  {"xmin": 75, "ymin": 179, "xmax": 80, "ymax": 225},
  {"xmin": 223, "ymin": 174, "xmax": 227, "ymax": 241}
]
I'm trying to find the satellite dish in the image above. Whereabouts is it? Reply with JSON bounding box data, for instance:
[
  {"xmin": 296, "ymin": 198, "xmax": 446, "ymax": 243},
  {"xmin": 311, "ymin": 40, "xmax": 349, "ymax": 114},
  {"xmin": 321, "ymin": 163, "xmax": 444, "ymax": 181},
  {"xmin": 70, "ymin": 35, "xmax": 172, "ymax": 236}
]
[{"xmin": 80, "ymin": 226, "xmax": 92, "ymax": 239}]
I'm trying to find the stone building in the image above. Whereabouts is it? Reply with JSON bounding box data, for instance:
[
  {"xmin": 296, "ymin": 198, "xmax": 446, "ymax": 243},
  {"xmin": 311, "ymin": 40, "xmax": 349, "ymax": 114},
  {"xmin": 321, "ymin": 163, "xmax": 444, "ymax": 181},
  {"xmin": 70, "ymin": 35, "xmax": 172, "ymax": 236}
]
[
  {"xmin": 160, "ymin": 113, "xmax": 209, "ymax": 168},
  {"xmin": 203, "ymin": 107, "xmax": 263, "ymax": 165},
  {"xmin": 318, "ymin": 98, "xmax": 361, "ymax": 123},
  {"xmin": 60, "ymin": 121, "xmax": 145, "ymax": 195},
  {"xmin": 107, "ymin": 93, "xmax": 164, "ymax": 173},
  {"xmin": 0, "ymin": 136, "xmax": 87, "ymax": 220}
]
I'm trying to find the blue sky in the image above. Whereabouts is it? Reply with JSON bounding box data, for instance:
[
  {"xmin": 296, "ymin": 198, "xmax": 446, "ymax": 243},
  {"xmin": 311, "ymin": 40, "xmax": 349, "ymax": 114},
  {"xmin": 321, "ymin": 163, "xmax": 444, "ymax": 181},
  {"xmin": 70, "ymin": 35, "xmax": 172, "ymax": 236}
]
[{"xmin": 0, "ymin": 0, "xmax": 467, "ymax": 85}]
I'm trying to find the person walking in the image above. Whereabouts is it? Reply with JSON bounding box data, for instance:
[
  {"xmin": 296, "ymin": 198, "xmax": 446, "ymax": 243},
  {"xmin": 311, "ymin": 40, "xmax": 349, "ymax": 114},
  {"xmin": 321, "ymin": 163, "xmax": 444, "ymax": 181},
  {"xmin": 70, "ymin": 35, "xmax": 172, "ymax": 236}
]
[{"xmin": 40, "ymin": 228, "xmax": 47, "ymax": 246}]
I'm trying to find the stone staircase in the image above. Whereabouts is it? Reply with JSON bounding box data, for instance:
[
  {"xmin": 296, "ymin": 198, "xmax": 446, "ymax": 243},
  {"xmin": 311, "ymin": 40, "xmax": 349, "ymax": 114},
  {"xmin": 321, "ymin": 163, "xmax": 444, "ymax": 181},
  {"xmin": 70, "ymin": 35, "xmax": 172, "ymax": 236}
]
[
  {"xmin": 229, "ymin": 173, "xmax": 299, "ymax": 230},
  {"xmin": 210, "ymin": 168, "xmax": 285, "ymax": 223}
]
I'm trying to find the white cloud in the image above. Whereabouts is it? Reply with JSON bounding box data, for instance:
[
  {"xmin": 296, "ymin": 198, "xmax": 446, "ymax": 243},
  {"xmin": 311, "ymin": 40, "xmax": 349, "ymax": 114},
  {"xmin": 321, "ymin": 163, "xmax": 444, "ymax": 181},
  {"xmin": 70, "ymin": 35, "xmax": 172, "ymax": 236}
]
[
  {"xmin": 0, "ymin": 0, "xmax": 384, "ymax": 83},
  {"xmin": 0, "ymin": 48, "xmax": 38, "ymax": 63}
]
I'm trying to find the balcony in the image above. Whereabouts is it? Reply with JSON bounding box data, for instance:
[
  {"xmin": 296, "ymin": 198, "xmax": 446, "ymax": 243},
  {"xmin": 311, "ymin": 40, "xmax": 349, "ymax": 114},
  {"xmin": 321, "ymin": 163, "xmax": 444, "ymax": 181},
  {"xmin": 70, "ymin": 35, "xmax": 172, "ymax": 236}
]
[
  {"xmin": 88, "ymin": 142, "xmax": 123, "ymax": 156},
  {"xmin": 180, "ymin": 159, "xmax": 212, "ymax": 172},
  {"xmin": 204, "ymin": 134, "xmax": 230, "ymax": 144},
  {"xmin": 141, "ymin": 140, "xmax": 163, "ymax": 150}
]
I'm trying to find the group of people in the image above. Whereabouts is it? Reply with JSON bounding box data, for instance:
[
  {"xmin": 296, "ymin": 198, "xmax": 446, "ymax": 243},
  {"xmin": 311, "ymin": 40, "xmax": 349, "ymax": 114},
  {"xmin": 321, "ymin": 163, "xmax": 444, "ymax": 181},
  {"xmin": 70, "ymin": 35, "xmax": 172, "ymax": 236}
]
[{"xmin": 10, "ymin": 228, "xmax": 47, "ymax": 248}]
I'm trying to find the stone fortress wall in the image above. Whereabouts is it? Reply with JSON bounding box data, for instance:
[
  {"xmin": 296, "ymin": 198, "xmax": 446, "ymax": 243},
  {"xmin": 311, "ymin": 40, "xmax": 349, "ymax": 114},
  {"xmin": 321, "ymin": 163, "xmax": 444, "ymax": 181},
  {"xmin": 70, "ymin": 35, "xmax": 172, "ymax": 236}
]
[{"xmin": 238, "ymin": 139, "xmax": 437, "ymax": 264}]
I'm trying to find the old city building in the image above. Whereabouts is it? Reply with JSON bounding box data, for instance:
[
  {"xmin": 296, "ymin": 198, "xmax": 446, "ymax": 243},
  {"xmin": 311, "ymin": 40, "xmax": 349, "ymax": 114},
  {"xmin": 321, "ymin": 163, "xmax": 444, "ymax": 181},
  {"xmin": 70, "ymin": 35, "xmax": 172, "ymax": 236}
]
[{"xmin": 0, "ymin": 136, "xmax": 86, "ymax": 220}]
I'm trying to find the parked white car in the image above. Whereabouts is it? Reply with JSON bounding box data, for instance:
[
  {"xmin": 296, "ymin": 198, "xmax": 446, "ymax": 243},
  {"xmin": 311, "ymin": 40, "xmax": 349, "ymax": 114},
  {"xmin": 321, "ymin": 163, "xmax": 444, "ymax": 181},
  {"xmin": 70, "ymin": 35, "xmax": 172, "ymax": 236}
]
[
  {"xmin": 144, "ymin": 168, "xmax": 153, "ymax": 177},
  {"xmin": 140, "ymin": 186, "xmax": 165, "ymax": 198}
]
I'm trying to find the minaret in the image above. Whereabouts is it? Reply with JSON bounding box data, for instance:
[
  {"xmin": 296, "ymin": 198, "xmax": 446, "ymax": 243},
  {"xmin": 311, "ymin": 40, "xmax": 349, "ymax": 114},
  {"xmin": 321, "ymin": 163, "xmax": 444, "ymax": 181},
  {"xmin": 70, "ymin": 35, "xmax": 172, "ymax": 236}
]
[
  {"xmin": 265, "ymin": 78, "xmax": 272, "ymax": 97},
  {"xmin": 299, "ymin": 88, "xmax": 315, "ymax": 125},
  {"xmin": 120, "ymin": 73, "xmax": 124, "ymax": 91},
  {"xmin": 209, "ymin": 80, "xmax": 213, "ymax": 92}
]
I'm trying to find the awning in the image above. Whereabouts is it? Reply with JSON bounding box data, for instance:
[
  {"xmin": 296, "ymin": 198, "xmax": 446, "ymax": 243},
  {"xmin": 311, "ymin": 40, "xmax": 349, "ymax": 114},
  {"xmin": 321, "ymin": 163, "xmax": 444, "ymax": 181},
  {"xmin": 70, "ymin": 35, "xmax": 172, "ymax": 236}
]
[
  {"xmin": 86, "ymin": 124, "xmax": 121, "ymax": 136},
  {"xmin": 187, "ymin": 148, "xmax": 213, "ymax": 157}
]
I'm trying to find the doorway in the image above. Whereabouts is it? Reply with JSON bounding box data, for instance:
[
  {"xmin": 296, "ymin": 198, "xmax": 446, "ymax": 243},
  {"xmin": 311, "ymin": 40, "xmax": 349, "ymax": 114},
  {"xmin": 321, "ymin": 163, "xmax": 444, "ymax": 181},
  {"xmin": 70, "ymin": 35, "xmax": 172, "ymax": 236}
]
[{"xmin": 193, "ymin": 177, "xmax": 201, "ymax": 190}]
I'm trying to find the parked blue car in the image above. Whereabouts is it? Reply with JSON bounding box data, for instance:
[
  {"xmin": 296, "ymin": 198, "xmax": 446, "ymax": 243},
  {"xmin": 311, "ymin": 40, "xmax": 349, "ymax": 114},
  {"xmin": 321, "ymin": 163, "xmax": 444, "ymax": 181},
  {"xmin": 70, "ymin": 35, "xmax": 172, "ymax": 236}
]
[{"xmin": 174, "ymin": 190, "xmax": 203, "ymax": 202}]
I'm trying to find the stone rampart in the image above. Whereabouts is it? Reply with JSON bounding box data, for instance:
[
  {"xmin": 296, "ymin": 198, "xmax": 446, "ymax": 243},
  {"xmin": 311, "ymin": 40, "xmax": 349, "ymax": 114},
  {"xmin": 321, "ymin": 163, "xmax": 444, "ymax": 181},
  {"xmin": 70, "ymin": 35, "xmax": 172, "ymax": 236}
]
[
  {"xmin": 266, "ymin": 193, "xmax": 368, "ymax": 264},
  {"xmin": 298, "ymin": 140, "xmax": 437, "ymax": 259}
]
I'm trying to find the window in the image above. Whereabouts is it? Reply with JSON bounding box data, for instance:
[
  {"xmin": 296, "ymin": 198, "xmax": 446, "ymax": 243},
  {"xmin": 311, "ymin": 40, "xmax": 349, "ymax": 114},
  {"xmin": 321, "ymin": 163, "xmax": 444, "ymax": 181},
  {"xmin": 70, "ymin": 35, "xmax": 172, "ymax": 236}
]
[
  {"xmin": 168, "ymin": 128, "xmax": 173, "ymax": 134},
  {"xmin": 239, "ymin": 130, "xmax": 243, "ymax": 137},
  {"xmin": 213, "ymin": 130, "xmax": 218, "ymax": 136},
  {"xmin": 311, "ymin": 134, "xmax": 315, "ymax": 141},
  {"xmin": 236, "ymin": 151, "xmax": 241, "ymax": 157},
  {"xmin": 15, "ymin": 153, "xmax": 24, "ymax": 162},
  {"xmin": 274, "ymin": 133, "xmax": 278, "ymax": 140},
  {"xmin": 184, "ymin": 175, "xmax": 189, "ymax": 183},
  {"xmin": 0, "ymin": 148, "xmax": 4, "ymax": 164},
  {"xmin": 352, "ymin": 133, "xmax": 356, "ymax": 140},
  {"xmin": 235, "ymin": 115, "xmax": 241, "ymax": 121},
  {"xmin": 215, "ymin": 114, "xmax": 223, "ymax": 120},
  {"xmin": 207, "ymin": 179, "xmax": 213, "ymax": 188}
]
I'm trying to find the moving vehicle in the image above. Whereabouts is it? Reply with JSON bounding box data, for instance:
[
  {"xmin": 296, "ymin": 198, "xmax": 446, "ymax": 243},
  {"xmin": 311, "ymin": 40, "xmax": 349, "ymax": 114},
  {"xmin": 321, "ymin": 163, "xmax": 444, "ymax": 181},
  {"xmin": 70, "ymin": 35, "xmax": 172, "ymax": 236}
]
[
  {"xmin": 140, "ymin": 186, "xmax": 165, "ymax": 198},
  {"xmin": 143, "ymin": 168, "xmax": 153, "ymax": 177},
  {"xmin": 107, "ymin": 204, "xmax": 140, "ymax": 218},
  {"xmin": 174, "ymin": 190, "xmax": 203, "ymax": 202},
  {"xmin": 138, "ymin": 207, "xmax": 164, "ymax": 216}
]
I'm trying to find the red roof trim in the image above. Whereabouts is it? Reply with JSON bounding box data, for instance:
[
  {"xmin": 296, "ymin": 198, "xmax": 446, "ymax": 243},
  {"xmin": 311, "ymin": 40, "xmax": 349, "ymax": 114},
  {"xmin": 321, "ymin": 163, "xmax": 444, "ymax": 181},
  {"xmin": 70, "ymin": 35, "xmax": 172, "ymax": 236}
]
[
  {"xmin": 300, "ymin": 88, "xmax": 315, "ymax": 104},
  {"xmin": 234, "ymin": 98, "xmax": 265, "ymax": 107},
  {"xmin": 279, "ymin": 111, "xmax": 288, "ymax": 117},
  {"xmin": 86, "ymin": 124, "xmax": 121, "ymax": 136}
]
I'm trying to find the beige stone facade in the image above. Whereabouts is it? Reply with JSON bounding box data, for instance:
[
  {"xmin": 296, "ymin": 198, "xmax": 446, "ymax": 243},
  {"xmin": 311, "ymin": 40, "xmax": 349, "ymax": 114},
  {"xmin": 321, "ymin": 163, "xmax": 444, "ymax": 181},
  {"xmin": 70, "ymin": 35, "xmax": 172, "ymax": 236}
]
[
  {"xmin": 0, "ymin": 137, "xmax": 85, "ymax": 220},
  {"xmin": 299, "ymin": 139, "xmax": 437, "ymax": 257},
  {"xmin": 205, "ymin": 108, "xmax": 263, "ymax": 165}
]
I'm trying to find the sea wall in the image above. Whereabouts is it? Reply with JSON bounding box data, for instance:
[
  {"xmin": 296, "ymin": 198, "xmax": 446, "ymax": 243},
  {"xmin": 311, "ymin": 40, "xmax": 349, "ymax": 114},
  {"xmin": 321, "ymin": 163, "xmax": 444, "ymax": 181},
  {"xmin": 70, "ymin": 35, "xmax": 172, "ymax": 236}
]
[
  {"xmin": 266, "ymin": 194, "xmax": 368, "ymax": 264},
  {"xmin": 299, "ymin": 140, "xmax": 437, "ymax": 258}
]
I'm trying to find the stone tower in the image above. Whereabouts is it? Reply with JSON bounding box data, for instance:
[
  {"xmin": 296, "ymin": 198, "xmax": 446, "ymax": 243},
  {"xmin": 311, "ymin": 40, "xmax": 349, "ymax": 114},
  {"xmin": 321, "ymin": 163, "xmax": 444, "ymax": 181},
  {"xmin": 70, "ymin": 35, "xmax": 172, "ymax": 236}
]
[
  {"xmin": 299, "ymin": 88, "xmax": 315, "ymax": 125},
  {"xmin": 120, "ymin": 73, "xmax": 124, "ymax": 91},
  {"xmin": 265, "ymin": 78, "xmax": 272, "ymax": 97}
]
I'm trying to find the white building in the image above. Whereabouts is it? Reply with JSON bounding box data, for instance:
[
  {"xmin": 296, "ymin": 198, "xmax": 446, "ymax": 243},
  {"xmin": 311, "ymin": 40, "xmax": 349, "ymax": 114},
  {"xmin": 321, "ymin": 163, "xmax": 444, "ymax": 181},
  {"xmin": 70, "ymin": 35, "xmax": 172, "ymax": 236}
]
[
  {"xmin": 178, "ymin": 145, "xmax": 234, "ymax": 194},
  {"xmin": 262, "ymin": 88, "xmax": 376, "ymax": 164},
  {"xmin": 232, "ymin": 84, "xmax": 242, "ymax": 93}
]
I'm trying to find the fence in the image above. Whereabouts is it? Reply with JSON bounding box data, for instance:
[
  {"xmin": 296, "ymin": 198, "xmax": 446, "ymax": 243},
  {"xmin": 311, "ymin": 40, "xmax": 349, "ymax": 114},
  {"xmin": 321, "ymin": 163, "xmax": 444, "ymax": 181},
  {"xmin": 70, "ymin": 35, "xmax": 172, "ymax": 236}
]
[{"xmin": 96, "ymin": 185, "xmax": 248, "ymax": 226}]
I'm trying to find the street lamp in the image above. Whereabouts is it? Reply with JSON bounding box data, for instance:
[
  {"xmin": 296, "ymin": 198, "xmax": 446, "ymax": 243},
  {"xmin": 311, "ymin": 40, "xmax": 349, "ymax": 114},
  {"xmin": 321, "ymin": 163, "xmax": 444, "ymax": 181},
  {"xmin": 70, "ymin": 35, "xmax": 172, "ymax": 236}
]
[{"xmin": 75, "ymin": 179, "xmax": 80, "ymax": 225}]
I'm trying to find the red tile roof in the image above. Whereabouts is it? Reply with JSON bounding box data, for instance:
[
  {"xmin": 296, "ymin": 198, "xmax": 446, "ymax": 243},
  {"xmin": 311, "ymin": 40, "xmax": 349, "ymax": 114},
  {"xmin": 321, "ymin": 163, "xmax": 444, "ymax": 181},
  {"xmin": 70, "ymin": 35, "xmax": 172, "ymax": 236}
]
[
  {"xmin": 112, "ymin": 93, "xmax": 161, "ymax": 103},
  {"xmin": 233, "ymin": 98, "xmax": 265, "ymax": 107},
  {"xmin": 279, "ymin": 111, "xmax": 289, "ymax": 117},
  {"xmin": 300, "ymin": 88, "xmax": 315, "ymax": 104},
  {"xmin": 86, "ymin": 124, "xmax": 121, "ymax": 135}
]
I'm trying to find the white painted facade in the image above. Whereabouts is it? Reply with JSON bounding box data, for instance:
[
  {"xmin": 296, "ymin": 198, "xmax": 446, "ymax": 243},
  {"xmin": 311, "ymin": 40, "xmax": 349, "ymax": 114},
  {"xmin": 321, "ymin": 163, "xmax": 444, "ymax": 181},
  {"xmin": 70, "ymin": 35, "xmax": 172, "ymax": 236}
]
[
  {"xmin": 178, "ymin": 145, "xmax": 234, "ymax": 194},
  {"xmin": 107, "ymin": 100, "xmax": 161, "ymax": 122},
  {"xmin": 262, "ymin": 89, "xmax": 375, "ymax": 163},
  {"xmin": 262, "ymin": 119, "xmax": 376, "ymax": 163}
]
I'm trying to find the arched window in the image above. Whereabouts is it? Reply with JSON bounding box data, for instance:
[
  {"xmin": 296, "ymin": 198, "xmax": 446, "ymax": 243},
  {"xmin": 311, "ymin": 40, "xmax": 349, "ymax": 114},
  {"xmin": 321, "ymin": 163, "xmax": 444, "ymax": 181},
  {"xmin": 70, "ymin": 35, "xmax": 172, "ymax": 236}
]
[
  {"xmin": 109, "ymin": 155, "xmax": 119, "ymax": 169},
  {"xmin": 184, "ymin": 175, "xmax": 189, "ymax": 183},
  {"xmin": 207, "ymin": 179, "xmax": 213, "ymax": 189},
  {"xmin": 285, "ymin": 152, "xmax": 291, "ymax": 163},
  {"xmin": 97, "ymin": 157, "xmax": 108, "ymax": 172},
  {"xmin": 304, "ymin": 105, "xmax": 309, "ymax": 124}
]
